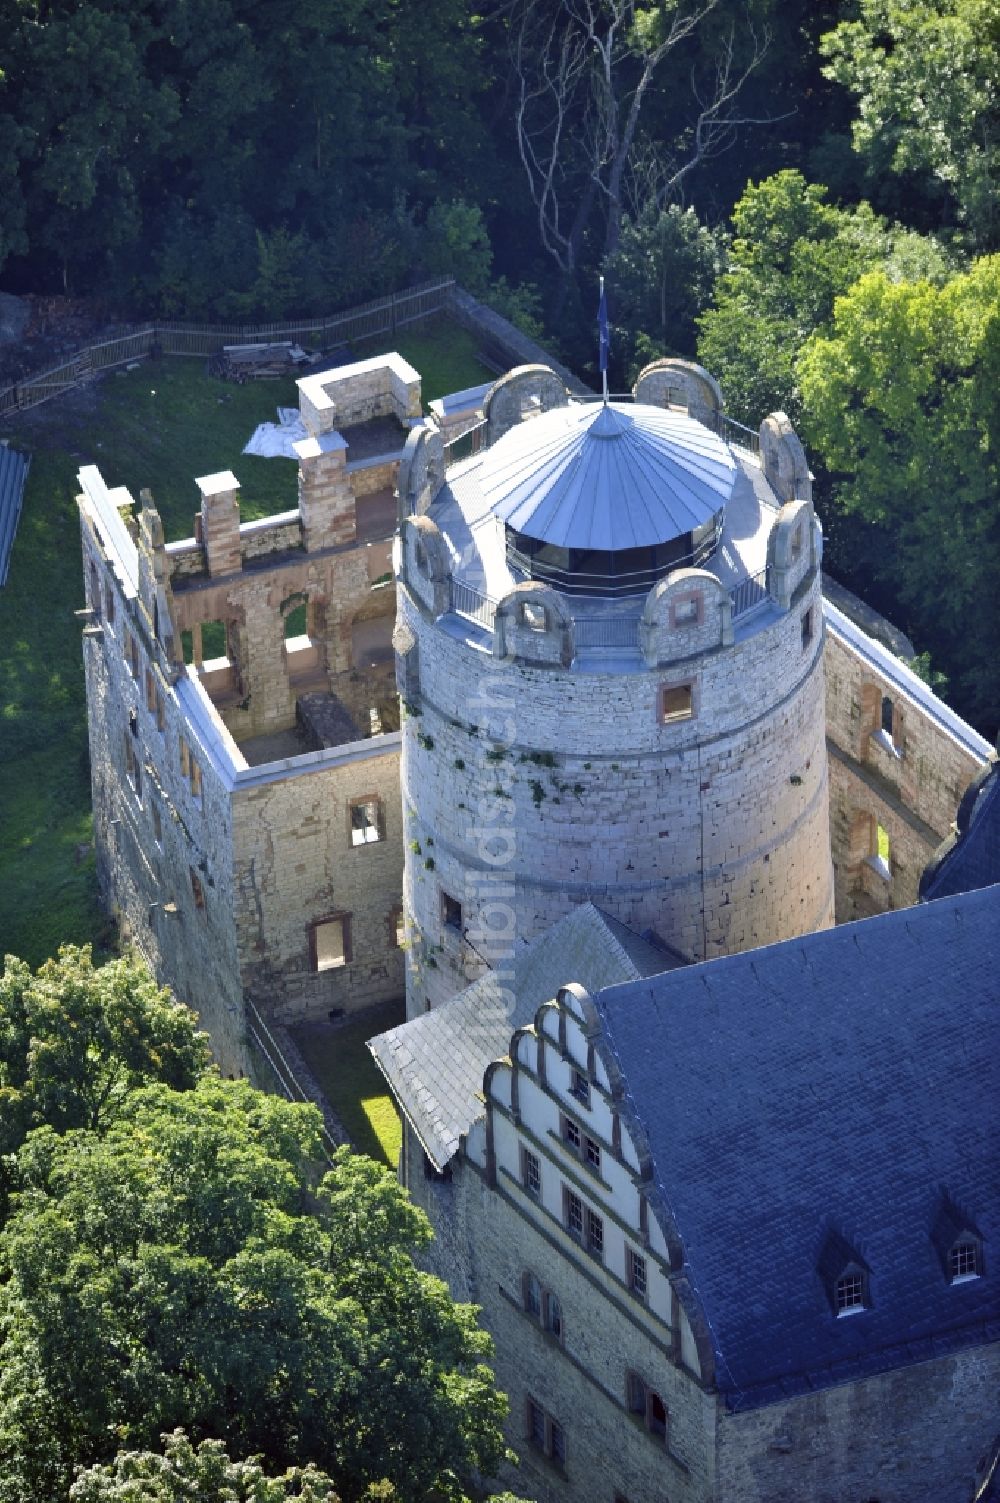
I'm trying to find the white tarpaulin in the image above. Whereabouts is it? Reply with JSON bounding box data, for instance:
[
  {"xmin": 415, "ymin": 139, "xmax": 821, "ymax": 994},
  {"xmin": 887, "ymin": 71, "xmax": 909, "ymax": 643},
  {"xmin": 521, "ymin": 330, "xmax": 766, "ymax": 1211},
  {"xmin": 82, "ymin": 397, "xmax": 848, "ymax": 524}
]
[{"xmin": 242, "ymin": 407, "xmax": 308, "ymax": 459}]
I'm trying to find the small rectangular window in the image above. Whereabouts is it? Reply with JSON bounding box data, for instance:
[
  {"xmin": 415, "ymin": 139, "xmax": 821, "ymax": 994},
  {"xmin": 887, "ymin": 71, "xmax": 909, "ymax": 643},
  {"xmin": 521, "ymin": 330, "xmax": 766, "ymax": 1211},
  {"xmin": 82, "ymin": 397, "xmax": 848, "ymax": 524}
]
[
  {"xmin": 949, "ymin": 1242, "xmax": 980, "ymax": 1281},
  {"xmin": 801, "ymin": 607, "xmax": 814, "ymax": 648},
  {"xmin": 350, "ymin": 796, "xmax": 383, "ymax": 846},
  {"xmin": 145, "ymin": 668, "xmax": 157, "ymax": 715},
  {"xmin": 550, "ymin": 1420, "xmax": 566, "ymax": 1466},
  {"xmin": 104, "ymin": 582, "xmax": 115, "ymax": 626},
  {"xmin": 660, "ymin": 683, "xmax": 693, "ymax": 723},
  {"xmin": 523, "ymin": 1271, "xmax": 542, "ymax": 1317},
  {"xmin": 190, "ymin": 758, "xmax": 203, "ymax": 803},
  {"xmin": 627, "ymin": 1246, "xmax": 647, "ymax": 1300},
  {"xmin": 570, "ymin": 1067, "xmax": 590, "ymax": 1107},
  {"xmin": 313, "ymin": 916, "xmax": 348, "ymax": 971},
  {"xmin": 586, "ymin": 1207, "xmax": 604, "ymax": 1259},
  {"xmin": 127, "ymin": 633, "xmax": 140, "ymax": 679},
  {"xmin": 565, "ymin": 1188, "xmax": 583, "ymax": 1241},
  {"xmin": 522, "ymin": 1147, "xmax": 541, "ymax": 1198},
  {"xmin": 585, "ymin": 1135, "xmax": 601, "ymax": 1171},
  {"xmin": 561, "ymin": 1115, "xmax": 581, "ymax": 1152},
  {"xmin": 521, "ymin": 601, "xmax": 547, "ymax": 632},
  {"xmin": 835, "ymin": 1272, "xmax": 865, "ymax": 1315},
  {"xmin": 672, "ymin": 594, "xmax": 701, "ymax": 626},
  {"xmin": 544, "ymin": 1291, "xmax": 563, "ymax": 1339},
  {"xmin": 527, "ymin": 1397, "xmax": 546, "ymax": 1450}
]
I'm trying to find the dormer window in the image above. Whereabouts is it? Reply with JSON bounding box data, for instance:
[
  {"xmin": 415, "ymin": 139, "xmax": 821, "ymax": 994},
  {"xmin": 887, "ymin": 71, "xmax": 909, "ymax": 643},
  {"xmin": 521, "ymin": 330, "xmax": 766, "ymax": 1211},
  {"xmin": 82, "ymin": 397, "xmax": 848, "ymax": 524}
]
[
  {"xmin": 949, "ymin": 1241, "xmax": 981, "ymax": 1282},
  {"xmin": 835, "ymin": 1271, "xmax": 867, "ymax": 1316},
  {"xmin": 931, "ymin": 1191, "xmax": 983, "ymax": 1286},
  {"xmin": 819, "ymin": 1228, "xmax": 870, "ymax": 1318},
  {"xmin": 570, "ymin": 1067, "xmax": 590, "ymax": 1107}
]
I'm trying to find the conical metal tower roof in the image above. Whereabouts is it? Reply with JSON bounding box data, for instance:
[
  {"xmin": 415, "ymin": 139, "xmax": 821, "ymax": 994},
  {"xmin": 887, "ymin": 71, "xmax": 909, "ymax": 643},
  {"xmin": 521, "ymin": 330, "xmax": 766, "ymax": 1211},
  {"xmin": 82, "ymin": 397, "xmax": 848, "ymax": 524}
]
[{"xmin": 480, "ymin": 401, "xmax": 737, "ymax": 551}]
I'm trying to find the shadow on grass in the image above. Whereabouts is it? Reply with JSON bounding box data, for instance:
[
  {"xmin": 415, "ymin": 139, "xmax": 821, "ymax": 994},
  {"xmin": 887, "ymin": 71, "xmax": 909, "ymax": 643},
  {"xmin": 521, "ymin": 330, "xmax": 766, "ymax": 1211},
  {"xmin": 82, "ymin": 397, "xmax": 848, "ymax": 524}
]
[{"xmin": 291, "ymin": 998, "xmax": 405, "ymax": 1167}]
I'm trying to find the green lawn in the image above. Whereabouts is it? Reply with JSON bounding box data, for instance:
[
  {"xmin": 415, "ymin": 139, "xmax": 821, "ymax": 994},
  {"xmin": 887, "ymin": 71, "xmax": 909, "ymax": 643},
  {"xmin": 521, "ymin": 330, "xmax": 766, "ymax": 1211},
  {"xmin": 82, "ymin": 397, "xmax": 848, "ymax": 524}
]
[
  {"xmin": 290, "ymin": 1000, "xmax": 405, "ymax": 1167},
  {"xmin": 0, "ymin": 317, "xmax": 494, "ymax": 965}
]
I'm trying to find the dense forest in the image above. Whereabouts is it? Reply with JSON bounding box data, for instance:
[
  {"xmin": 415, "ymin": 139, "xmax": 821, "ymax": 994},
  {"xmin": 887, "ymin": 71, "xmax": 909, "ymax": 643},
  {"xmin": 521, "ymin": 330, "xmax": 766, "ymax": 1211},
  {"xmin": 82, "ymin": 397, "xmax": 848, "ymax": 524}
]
[{"xmin": 0, "ymin": 0, "xmax": 997, "ymax": 730}]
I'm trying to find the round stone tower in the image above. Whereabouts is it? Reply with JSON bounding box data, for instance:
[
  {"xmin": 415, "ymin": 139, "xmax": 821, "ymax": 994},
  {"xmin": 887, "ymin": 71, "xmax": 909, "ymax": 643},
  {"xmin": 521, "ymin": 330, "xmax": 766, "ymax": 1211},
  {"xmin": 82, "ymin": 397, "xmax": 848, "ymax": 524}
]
[{"xmin": 395, "ymin": 362, "xmax": 835, "ymax": 1014}]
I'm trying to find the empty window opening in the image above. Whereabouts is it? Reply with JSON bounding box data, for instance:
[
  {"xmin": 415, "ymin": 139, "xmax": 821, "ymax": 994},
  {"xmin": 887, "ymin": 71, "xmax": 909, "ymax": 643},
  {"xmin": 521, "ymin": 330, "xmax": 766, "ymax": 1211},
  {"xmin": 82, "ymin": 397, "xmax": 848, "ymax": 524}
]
[
  {"xmin": 949, "ymin": 1241, "xmax": 980, "ymax": 1281},
  {"xmin": 527, "ymin": 1397, "xmax": 546, "ymax": 1451},
  {"xmin": 313, "ymin": 916, "xmax": 349, "ymax": 972},
  {"xmin": 189, "ymin": 869, "xmax": 205, "ymax": 910},
  {"xmin": 442, "ymin": 891, "xmax": 463, "ymax": 932},
  {"xmin": 350, "ymin": 796, "xmax": 383, "ymax": 846},
  {"xmin": 190, "ymin": 758, "xmax": 203, "ymax": 803},
  {"xmin": 284, "ymin": 602, "xmax": 308, "ymax": 639},
  {"xmin": 89, "ymin": 562, "xmax": 102, "ymax": 618},
  {"xmin": 660, "ymin": 683, "xmax": 693, "ymax": 723},
  {"xmin": 627, "ymin": 1373, "xmax": 669, "ymax": 1445},
  {"xmin": 523, "ymin": 1271, "xmax": 542, "ymax": 1318},
  {"xmin": 521, "ymin": 601, "xmax": 547, "ymax": 632},
  {"xmin": 544, "ymin": 1291, "xmax": 563, "ymax": 1339},
  {"xmin": 521, "ymin": 1147, "xmax": 541, "ymax": 1198},
  {"xmin": 627, "ymin": 1246, "xmax": 648, "ymax": 1300},
  {"xmin": 801, "ymin": 607, "xmax": 814, "ymax": 648},
  {"xmin": 881, "ymin": 695, "xmax": 894, "ymax": 737},
  {"xmin": 835, "ymin": 1272, "xmax": 866, "ymax": 1316},
  {"xmin": 127, "ymin": 634, "xmax": 140, "ymax": 679},
  {"xmin": 183, "ymin": 620, "xmax": 228, "ymax": 668},
  {"xmin": 104, "ymin": 582, "xmax": 115, "ymax": 626}
]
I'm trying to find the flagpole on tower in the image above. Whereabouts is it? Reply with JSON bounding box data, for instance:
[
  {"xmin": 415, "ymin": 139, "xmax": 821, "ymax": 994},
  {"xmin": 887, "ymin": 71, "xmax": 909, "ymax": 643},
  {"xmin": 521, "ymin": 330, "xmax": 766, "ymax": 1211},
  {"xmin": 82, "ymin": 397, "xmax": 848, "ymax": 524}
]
[{"xmin": 598, "ymin": 275, "xmax": 609, "ymax": 405}]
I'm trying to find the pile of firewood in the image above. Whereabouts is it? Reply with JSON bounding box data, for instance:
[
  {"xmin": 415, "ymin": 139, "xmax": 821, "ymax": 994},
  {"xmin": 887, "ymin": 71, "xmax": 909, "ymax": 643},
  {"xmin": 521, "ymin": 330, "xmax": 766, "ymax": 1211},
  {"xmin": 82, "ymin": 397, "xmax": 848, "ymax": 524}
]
[{"xmin": 207, "ymin": 342, "xmax": 319, "ymax": 383}]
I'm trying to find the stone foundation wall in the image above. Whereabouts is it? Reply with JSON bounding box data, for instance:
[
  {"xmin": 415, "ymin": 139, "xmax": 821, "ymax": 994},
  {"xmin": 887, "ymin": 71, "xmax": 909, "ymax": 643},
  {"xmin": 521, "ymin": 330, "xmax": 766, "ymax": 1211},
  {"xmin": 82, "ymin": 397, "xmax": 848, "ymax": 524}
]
[{"xmin": 715, "ymin": 1342, "xmax": 1000, "ymax": 1503}]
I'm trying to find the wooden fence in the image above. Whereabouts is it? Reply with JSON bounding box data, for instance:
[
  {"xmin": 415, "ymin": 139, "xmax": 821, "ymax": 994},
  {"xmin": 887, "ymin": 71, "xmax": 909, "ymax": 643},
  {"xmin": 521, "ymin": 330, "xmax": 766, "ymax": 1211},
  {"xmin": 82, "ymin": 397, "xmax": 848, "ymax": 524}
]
[{"xmin": 0, "ymin": 277, "xmax": 456, "ymax": 418}]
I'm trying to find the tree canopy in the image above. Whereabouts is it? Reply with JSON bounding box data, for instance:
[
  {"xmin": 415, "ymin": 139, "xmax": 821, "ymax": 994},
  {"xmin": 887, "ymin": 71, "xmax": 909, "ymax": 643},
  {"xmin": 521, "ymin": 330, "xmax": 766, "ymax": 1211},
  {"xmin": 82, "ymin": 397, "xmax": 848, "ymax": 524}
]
[{"xmin": 0, "ymin": 1075, "xmax": 509, "ymax": 1503}]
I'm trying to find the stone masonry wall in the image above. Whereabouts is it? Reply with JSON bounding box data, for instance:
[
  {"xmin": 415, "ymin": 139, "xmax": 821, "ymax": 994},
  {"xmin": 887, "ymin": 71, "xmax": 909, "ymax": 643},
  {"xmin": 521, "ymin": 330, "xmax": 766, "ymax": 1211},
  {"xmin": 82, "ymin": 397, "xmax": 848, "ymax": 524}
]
[
  {"xmin": 824, "ymin": 623, "xmax": 989, "ymax": 921},
  {"xmin": 715, "ymin": 1340, "xmax": 1000, "ymax": 1503},
  {"xmin": 410, "ymin": 1149, "xmax": 719, "ymax": 1503},
  {"xmin": 79, "ymin": 509, "xmax": 250, "ymax": 1076},
  {"xmin": 399, "ymin": 571, "xmax": 834, "ymax": 1014},
  {"xmin": 232, "ymin": 744, "xmax": 404, "ymax": 1022}
]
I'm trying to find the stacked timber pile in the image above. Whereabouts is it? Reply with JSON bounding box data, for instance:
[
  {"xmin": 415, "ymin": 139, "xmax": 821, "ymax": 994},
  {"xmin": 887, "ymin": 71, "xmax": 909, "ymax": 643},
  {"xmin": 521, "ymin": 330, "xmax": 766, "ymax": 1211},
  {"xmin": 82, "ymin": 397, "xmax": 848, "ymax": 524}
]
[{"xmin": 208, "ymin": 342, "xmax": 319, "ymax": 383}]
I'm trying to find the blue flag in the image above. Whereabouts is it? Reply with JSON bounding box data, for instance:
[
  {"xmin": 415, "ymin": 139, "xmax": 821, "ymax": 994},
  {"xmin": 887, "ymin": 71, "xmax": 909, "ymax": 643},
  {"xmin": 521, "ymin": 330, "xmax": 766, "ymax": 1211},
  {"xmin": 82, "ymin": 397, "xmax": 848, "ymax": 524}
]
[{"xmin": 598, "ymin": 282, "xmax": 609, "ymax": 374}]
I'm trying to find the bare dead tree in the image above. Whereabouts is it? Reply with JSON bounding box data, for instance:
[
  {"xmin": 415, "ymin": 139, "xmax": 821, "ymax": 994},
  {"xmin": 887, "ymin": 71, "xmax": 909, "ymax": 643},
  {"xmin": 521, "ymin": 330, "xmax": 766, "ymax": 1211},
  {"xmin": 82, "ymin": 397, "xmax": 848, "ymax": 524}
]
[{"xmin": 508, "ymin": 0, "xmax": 780, "ymax": 275}]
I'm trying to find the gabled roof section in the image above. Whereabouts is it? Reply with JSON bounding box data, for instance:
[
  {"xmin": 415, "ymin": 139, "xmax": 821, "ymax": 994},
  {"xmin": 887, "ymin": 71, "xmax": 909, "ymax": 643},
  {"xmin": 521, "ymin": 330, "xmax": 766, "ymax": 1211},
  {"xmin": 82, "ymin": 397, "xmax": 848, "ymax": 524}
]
[
  {"xmin": 920, "ymin": 758, "xmax": 1000, "ymax": 903},
  {"xmin": 367, "ymin": 903, "xmax": 682, "ymax": 1171},
  {"xmin": 592, "ymin": 885, "xmax": 1000, "ymax": 1410},
  {"xmin": 479, "ymin": 401, "xmax": 737, "ymax": 552}
]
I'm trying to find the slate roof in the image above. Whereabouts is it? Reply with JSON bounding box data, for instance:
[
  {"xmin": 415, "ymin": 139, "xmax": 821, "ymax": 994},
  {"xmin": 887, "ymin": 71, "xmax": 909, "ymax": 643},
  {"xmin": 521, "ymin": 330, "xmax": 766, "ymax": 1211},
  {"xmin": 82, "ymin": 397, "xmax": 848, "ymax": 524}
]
[
  {"xmin": 368, "ymin": 903, "xmax": 681, "ymax": 1171},
  {"xmin": 479, "ymin": 401, "xmax": 737, "ymax": 552},
  {"xmin": 594, "ymin": 885, "xmax": 1000, "ymax": 1410},
  {"xmin": 920, "ymin": 758, "xmax": 1000, "ymax": 903}
]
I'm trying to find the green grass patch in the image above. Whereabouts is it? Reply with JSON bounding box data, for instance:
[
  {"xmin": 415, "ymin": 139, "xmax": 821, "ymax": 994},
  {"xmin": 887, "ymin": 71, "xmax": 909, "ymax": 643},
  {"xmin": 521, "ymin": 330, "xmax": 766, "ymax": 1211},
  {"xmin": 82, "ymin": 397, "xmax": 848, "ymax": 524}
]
[
  {"xmin": 290, "ymin": 999, "xmax": 404, "ymax": 1167},
  {"xmin": 358, "ymin": 320, "xmax": 495, "ymax": 403}
]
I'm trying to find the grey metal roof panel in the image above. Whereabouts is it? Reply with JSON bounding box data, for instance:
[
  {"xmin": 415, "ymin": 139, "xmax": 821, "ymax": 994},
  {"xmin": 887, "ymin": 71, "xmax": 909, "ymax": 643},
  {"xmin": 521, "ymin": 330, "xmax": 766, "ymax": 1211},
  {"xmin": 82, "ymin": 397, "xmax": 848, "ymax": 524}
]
[
  {"xmin": 0, "ymin": 444, "xmax": 31, "ymax": 588},
  {"xmin": 368, "ymin": 903, "xmax": 681, "ymax": 1170},
  {"xmin": 479, "ymin": 403, "xmax": 737, "ymax": 551},
  {"xmin": 594, "ymin": 885, "xmax": 1000, "ymax": 1409}
]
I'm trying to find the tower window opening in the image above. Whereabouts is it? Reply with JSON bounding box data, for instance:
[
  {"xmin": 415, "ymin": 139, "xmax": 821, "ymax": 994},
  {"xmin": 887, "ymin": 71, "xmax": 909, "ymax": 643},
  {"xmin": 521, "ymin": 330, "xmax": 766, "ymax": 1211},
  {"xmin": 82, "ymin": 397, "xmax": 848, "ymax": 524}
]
[
  {"xmin": 660, "ymin": 683, "xmax": 694, "ymax": 723},
  {"xmin": 442, "ymin": 891, "xmax": 463, "ymax": 933},
  {"xmin": 801, "ymin": 607, "xmax": 814, "ymax": 648},
  {"xmin": 671, "ymin": 594, "xmax": 701, "ymax": 627},
  {"xmin": 520, "ymin": 601, "xmax": 547, "ymax": 632},
  {"xmin": 881, "ymin": 694, "xmax": 894, "ymax": 737}
]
